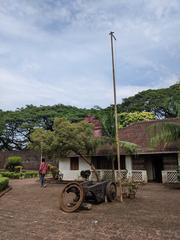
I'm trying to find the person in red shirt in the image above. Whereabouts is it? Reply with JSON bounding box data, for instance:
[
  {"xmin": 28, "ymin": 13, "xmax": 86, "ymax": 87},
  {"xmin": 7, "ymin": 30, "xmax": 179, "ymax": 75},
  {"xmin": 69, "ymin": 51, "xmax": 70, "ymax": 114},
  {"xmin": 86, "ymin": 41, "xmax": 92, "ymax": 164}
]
[{"xmin": 39, "ymin": 158, "xmax": 48, "ymax": 187}]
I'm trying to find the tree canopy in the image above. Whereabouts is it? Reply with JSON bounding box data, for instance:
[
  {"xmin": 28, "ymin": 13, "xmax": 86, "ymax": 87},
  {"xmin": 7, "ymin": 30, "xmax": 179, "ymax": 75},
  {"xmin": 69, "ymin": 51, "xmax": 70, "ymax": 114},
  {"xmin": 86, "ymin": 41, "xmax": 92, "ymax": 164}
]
[
  {"xmin": 30, "ymin": 118, "xmax": 101, "ymax": 180},
  {"xmin": 118, "ymin": 112, "xmax": 155, "ymax": 128},
  {"xmin": 0, "ymin": 84, "xmax": 179, "ymax": 151},
  {"xmin": 117, "ymin": 83, "xmax": 180, "ymax": 118},
  {"xmin": 0, "ymin": 104, "xmax": 90, "ymax": 150}
]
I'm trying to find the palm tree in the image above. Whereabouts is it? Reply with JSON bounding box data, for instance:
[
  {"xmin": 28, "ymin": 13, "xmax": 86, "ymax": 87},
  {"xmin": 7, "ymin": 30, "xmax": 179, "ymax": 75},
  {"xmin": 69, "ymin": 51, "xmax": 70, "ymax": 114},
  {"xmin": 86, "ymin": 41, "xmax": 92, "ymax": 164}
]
[
  {"xmin": 149, "ymin": 121, "xmax": 180, "ymax": 182},
  {"xmin": 149, "ymin": 122, "xmax": 180, "ymax": 148}
]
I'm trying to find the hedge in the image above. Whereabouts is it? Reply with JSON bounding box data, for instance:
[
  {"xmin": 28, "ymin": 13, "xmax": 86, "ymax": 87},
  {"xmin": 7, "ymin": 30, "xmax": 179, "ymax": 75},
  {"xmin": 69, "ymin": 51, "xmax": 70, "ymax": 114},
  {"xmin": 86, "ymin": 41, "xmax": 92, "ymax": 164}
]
[
  {"xmin": 0, "ymin": 176, "xmax": 9, "ymax": 191},
  {"xmin": 0, "ymin": 171, "xmax": 38, "ymax": 179},
  {"xmin": 5, "ymin": 156, "xmax": 23, "ymax": 172}
]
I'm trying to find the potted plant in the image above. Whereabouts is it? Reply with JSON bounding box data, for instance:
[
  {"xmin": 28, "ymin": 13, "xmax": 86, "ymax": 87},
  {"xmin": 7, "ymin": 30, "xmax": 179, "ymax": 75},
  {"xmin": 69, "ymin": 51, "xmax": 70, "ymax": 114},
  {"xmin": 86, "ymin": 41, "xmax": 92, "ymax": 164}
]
[{"xmin": 127, "ymin": 182, "xmax": 138, "ymax": 199}]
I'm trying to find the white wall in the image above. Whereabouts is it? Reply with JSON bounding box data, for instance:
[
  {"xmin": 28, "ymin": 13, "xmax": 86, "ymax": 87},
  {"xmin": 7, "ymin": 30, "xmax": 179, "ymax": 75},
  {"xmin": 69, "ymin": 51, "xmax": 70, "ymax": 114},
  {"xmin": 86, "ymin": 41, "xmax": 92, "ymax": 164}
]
[
  {"xmin": 79, "ymin": 157, "xmax": 91, "ymax": 170},
  {"xmin": 59, "ymin": 158, "xmax": 70, "ymax": 170},
  {"xmin": 125, "ymin": 155, "xmax": 132, "ymax": 178},
  {"xmin": 59, "ymin": 157, "xmax": 91, "ymax": 181}
]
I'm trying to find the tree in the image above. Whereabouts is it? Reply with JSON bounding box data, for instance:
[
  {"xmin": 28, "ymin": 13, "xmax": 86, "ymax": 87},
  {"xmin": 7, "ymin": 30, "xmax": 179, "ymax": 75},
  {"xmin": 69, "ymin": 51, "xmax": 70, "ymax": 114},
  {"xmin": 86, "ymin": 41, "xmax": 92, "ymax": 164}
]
[
  {"xmin": 30, "ymin": 118, "xmax": 101, "ymax": 181},
  {"xmin": 118, "ymin": 112, "xmax": 156, "ymax": 128},
  {"xmin": 30, "ymin": 128, "xmax": 55, "ymax": 158},
  {"xmin": 117, "ymin": 83, "xmax": 180, "ymax": 118},
  {"xmin": 0, "ymin": 104, "xmax": 90, "ymax": 150},
  {"xmin": 149, "ymin": 122, "xmax": 180, "ymax": 148}
]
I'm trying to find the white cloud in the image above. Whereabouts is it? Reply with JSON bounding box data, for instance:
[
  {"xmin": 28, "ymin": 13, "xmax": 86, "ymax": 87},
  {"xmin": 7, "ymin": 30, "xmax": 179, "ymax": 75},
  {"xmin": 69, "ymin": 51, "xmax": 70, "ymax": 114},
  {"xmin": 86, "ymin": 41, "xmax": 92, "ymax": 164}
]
[{"xmin": 0, "ymin": 0, "xmax": 179, "ymax": 110}]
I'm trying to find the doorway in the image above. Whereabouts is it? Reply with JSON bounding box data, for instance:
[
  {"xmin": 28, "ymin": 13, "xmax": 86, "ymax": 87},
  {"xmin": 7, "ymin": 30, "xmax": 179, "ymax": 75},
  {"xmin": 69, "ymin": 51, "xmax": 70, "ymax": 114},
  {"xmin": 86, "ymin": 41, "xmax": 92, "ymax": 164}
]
[
  {"xmin": 144, "ymin": 155, "xmax": 163, "ymax": 182},
  {"xmin": 152, "ymin": 157, "xmax": 163, "ymax": 182}
]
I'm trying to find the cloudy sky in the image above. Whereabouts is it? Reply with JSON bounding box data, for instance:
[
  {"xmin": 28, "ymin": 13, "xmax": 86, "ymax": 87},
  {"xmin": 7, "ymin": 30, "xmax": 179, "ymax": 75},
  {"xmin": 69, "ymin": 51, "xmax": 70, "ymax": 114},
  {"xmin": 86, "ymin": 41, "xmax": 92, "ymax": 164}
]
[{"xmin": 0, "ymin": 0, "xmax": 180, "ymax": 110}]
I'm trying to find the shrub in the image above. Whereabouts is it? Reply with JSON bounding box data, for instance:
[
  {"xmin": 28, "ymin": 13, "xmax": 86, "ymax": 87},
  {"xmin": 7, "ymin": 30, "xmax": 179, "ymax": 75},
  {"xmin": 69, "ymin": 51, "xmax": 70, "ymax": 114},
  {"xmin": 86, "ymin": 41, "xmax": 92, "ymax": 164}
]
[
  {"xmin": 14, "ymin": 166, "xmax": 23, "ymax": 173},
  {"xmin": 48, "ymin": 164, "xmax": 59, "ymax": 180},
  {"xmin": 1, "ymin": 172, "xmax": 22, "ymax": 179},
  {"xmin": 23, "ymin": 171, "xmax": 38, "ymax": 178},
  {"xmin": 0, "ymin": 176, "xmax": 9, "ymax": 191},
  {"xmin": 0, "ymin": 171, "xmax": 38, "ymax": 179},
  {"xmin": 5, "ymin": 156, "xmax": 23, "ymax": 172}
]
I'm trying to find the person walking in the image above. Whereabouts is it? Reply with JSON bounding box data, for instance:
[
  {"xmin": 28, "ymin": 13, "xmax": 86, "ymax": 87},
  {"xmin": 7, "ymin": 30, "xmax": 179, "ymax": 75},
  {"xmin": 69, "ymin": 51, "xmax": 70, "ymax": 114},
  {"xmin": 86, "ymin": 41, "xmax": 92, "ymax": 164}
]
[{"xmin": 39, "ymin": 158, "xmax": 48, "ymax": 187}]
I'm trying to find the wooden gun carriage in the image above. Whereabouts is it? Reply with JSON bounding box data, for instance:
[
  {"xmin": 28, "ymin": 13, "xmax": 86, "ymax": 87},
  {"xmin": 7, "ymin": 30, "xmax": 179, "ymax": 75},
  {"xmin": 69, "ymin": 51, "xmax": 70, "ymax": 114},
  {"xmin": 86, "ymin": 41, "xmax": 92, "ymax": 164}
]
[{"xmin": 59, "ymin": 180, "xmax": 117, "ymax": 212}]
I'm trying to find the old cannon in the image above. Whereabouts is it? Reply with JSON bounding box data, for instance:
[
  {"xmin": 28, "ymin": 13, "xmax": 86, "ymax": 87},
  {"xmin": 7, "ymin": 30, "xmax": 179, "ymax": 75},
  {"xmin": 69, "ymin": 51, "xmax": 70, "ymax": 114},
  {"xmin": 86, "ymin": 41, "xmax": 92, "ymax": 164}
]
[{"xmin": 59, "ymin": 172, "xmax": 117, "ymax": 212}]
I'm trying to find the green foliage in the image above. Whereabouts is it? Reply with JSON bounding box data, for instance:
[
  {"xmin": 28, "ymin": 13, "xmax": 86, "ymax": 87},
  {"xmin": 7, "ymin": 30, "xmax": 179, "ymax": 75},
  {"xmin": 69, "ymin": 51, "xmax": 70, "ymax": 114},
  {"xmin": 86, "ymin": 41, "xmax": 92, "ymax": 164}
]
[
  {"xmin": 14, "ymin": 166, "xmax": 23, "ymax": 173},
  {"xmin": 23, "ymin": 171, "xmax": 38, "ymax": 178},
  {"xmin": 118, "ymin": 112, "xmax": 156, "ymax": 128},
  {"xmin": 149, "ymin": 122, "xmax": 180, "ymax": 148},
  {"xmin": 30, "ymin": 128, "xmax": 55, "ymax": 154},
  {"xmin": 31, "ymin": 117, "xmax": 100, "ymax": 158},
  {"xmin": 0, "ymin": 104, "xmax": 90, "ymax": 151},
  {"xmin": 120, "ymin": 141, "xmax": 138, "ymax": 154},
  {"xmin": 92, "ymin": 108, "xmax": 115, "ymax": 138},
  {"xmin": 54, "ymin": 117, "xmax": 101, "ymax": 156},
  {"xmin": 0, "ymin": 84, "xmax": 179, "ymax": 151},
  {"xmin": 48, "ymin": 164, "xmax": 59, "ymax": 180},
  {"xmin": 30, "ymin": 118, "xmax": 101, "ymax": 180},
  {"xmin": 5, "ymin": 156, "xmax": 23, "ymax": 172},
  {"xmin": 0, "ymin": 176, "xmax": 9, "ymax": 191},
  {"xmin": 0, "ymin": 171, "xmax": 38, "ymax": 179},
  {"xmin": 1, "ymin": 172, "xmax": 22, "ymax": 179},
  {"xmin": 30, "ymin": 117, "xmax": 138, "ymax": 179},
  {"xmin": 118, "ymin": 83, "xmax": 180, "ymax": 118}
]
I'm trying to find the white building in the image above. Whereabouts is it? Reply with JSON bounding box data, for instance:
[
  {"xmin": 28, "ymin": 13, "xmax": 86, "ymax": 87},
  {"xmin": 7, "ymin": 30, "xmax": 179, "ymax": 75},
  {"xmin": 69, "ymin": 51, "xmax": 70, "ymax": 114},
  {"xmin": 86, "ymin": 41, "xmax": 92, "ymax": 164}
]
[{"xmin": 59, "ymin": 118, "xmax": 180, "ymax": 184}]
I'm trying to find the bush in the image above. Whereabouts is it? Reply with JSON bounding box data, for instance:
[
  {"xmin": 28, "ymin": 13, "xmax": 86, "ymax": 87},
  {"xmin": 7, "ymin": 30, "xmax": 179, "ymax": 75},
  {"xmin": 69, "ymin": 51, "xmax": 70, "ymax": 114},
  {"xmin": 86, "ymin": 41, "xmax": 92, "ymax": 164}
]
[
  {"xmin": 23, "ymin": 171, "xmax": 38, "ymax": 178},
  {"xmin": 1, "ymin": 172, "xmax": 22, "ymax": 179},
  {"xmin": 0, "ymin": 176, "xmax": 9, "ymax": 191},
  {"xmin": 5, "ymin": 156, "xmax": 23, "ymax": 172},
  {"xmin": 0, "ymin": 171, "xmax": 38, "ymax": 179},
  {"xmin": 14, "ymin": 166, "xmax": 23, "ymax": 173},
  {"xmin": 48, "ymin": 164, "xmax": 59, "ymax": 180}
]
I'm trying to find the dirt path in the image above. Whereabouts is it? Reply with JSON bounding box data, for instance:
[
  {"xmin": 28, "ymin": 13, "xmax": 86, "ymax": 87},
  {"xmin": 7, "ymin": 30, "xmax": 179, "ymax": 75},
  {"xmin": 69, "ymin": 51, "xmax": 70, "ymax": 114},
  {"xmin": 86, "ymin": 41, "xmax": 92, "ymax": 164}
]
[{"xmin": 0, "ymin": 179, "xmax": 180, "ymax": 240}]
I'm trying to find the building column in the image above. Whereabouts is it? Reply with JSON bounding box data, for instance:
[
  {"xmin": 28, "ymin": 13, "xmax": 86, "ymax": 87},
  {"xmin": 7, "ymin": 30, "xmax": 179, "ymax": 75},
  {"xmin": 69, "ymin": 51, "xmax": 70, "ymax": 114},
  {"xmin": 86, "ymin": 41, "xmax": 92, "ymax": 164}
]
[
  {"xmin": 125, "ymin": 155, "xmax": 132, "ymax": 179},
  {"xmin": 178, "ymin": 152, "xmax": 180, "ymax": 168}
]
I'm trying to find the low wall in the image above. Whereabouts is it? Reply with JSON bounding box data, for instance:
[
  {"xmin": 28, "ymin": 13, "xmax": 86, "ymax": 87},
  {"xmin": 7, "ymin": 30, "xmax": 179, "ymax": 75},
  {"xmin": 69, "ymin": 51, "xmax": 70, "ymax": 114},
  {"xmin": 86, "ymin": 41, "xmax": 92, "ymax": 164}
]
[{"xmin": 0, "ymin": 150, "xmax": 57, "ymax": 170}]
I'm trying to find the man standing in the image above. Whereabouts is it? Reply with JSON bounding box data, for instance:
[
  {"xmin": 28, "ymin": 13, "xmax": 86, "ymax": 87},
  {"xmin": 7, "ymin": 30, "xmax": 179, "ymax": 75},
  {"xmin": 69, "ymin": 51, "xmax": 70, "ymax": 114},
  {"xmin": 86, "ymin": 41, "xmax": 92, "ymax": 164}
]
[{"xmin": 39, "ymin": 158, "xmax": 48, "ymax": 187}]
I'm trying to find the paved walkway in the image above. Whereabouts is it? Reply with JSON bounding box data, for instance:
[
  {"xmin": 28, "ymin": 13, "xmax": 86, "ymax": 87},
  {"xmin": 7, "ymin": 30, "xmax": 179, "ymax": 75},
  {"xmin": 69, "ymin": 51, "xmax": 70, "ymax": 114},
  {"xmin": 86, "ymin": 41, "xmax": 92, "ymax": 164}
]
[{"xmin": 0, "ymin": 179, "xmax": 180, "ymax": 240}]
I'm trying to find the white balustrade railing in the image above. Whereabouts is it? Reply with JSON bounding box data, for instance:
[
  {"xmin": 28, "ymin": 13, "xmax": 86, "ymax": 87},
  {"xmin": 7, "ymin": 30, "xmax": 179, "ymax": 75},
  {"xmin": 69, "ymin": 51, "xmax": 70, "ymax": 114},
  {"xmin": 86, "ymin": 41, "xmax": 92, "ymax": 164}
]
[
  {"xmin": 132, "ymin": 170, "xmax": 148, "ymax": 183},
  {"xmin": 162, "ymin": 170, "xmax": 178, "ymax": 183},
  {"xmin": 62, "ymin": 169, "xmax": 147, "ymax": 183}
]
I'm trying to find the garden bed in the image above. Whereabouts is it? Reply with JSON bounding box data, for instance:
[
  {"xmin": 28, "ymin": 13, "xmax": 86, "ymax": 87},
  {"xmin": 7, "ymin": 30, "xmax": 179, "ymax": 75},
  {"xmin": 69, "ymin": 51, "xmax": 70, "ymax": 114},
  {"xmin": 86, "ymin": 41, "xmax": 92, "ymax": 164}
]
[
  {"xmin": 0, "ymin": 171, "xmax": 38, "ymax": 179},
  {"xmin": 0, "ymin": 176, "xmax": 9, "ymax": 192}
]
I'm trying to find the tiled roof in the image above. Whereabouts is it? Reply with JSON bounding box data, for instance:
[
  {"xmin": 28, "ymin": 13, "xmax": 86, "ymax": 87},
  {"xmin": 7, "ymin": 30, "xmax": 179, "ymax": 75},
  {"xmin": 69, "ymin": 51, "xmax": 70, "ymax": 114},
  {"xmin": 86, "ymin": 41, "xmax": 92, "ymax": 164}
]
[{"xmin": 119, "ymin": 118, "xmax": 180, "ymax": 153}]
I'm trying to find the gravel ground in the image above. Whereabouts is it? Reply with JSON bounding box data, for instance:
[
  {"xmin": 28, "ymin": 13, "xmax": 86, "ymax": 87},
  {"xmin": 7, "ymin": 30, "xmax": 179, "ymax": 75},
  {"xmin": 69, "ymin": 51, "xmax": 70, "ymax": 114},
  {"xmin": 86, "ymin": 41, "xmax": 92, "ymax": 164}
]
[{"xmin": 0, "ymin": 179, "xmax": 180, "ymax": 240}]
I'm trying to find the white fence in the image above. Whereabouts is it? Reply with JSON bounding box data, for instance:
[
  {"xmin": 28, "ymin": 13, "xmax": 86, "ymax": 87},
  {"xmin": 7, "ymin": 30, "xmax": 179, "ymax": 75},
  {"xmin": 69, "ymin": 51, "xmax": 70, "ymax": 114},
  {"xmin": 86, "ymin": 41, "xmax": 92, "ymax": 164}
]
[
  {"xmin": 62, "ymin": 169, "xmax": 147, "ymax": 183},
  {"xmin": 162, "ymin": 170, "xmax": 178, "ymax": 183},
  {"xmin": 132, "ymin": 170, "xmax": 148, "ymax": 183}
]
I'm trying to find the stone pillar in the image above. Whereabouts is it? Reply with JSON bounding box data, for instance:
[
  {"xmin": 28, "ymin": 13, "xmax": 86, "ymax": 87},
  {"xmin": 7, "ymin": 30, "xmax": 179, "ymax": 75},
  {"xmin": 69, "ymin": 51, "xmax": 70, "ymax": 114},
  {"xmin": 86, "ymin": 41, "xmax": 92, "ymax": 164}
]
[
  {"xmin": 162, "ymin": 171, "xmax": 167, "ymax": 183},
  {"xmin": 125, "ymin": 155, "xmax": 132, "ymax": 180}
]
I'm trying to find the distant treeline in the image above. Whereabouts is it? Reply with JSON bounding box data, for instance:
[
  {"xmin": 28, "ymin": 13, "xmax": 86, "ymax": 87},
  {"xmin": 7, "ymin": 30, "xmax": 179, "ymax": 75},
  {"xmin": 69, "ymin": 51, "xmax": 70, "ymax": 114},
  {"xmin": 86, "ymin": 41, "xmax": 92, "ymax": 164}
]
[{"xmin": 0, "ymin": 83, "xmax": 179, "ymax": 151}]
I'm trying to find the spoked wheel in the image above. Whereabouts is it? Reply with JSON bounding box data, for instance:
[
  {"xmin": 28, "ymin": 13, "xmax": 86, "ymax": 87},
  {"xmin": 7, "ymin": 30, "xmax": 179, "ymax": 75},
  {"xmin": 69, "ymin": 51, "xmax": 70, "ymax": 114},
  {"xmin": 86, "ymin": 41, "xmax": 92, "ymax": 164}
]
[
  {"xmin": 106, "ymin": 182, "xmax": 117, "ymax": 202},
  {"xmin": 59, "ymin": 182, "xmax": 84, "ymax": 213}
]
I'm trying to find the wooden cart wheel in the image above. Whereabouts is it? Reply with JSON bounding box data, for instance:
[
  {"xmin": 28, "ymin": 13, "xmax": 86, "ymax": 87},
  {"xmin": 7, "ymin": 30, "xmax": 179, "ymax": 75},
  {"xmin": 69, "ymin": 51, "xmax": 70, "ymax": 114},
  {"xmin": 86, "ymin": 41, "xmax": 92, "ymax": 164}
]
[
  {"xmin": 106, "ymin": 182, "xmax": 117, "ymax": 202},
  {"xmin": 59, "ymin": 182, "xmax": 84, "ymax": 213}
]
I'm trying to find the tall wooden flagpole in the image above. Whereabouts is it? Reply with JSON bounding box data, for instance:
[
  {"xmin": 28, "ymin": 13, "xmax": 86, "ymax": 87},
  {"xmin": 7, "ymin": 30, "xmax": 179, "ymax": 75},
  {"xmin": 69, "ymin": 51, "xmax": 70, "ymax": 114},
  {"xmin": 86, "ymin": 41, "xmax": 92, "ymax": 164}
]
[{"xmin": 109, "ymin": 32, "xmax": 123, "ymax": 202}]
